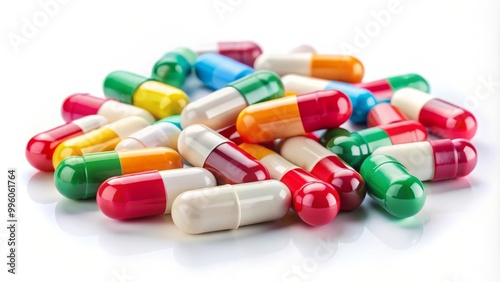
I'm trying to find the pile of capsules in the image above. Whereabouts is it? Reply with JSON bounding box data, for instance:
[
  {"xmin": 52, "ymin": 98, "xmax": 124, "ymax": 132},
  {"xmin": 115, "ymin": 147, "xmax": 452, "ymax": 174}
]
[{"xmin": 26, "ymin": 41, "xmax": 478, "ymax": 234}]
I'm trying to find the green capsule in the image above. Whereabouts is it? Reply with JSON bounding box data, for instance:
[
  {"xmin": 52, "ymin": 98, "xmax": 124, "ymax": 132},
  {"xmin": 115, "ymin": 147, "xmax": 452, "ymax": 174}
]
[
  {"xmin": 228, "ymin": 70, "xmax": 284, "ymax": 105},
  {"xmin": 360, "ymin": 155, "xmax": 426, "ymax": 218},
  {"xmin": 327, "ymin": 127, "xmax": 392, "ymax": 169},
  {"xmin": 152, "ymin": 47, "xmax": 197, "ymax": 88},
  {"xmin": 387, "ymin": 73, "xmax": 430, "ymax": 93},
  {"xmin": 319, "ymin": 127, "xmax": 351, "ymax": 146}
]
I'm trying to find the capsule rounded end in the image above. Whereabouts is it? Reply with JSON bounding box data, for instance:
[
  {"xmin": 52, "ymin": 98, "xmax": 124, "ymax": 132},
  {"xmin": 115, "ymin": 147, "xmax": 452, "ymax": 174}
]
[
  {"xmin": 52, "ymin": 144, "xmax": 84, "ymax": 170},
  {"xmin": 330, "ymin": 169, "xmax": 366, "ymax": 211},
  {"xmin": 384, "ymin": 176, "xmax": 426, "ymax": 218},
  {"xmin": 346, "ymin": 56, "xmax": 365, "ymax": 83},
  {"xmin": 54, "ymin": 157, "xmax": 89, "ymax": 200},
  {"xmin": 452, "ymin": 138, "xmax": 478, "ymax": 177},
  {"xmin": 440, "ymin": 111, "xmax": 478, "ymax": 140},
  {"xmin": 294, "ymin": 181, "xmax": 340, "ymax": 226},
  {"xmin": 26, "ymin": 134, "xmax": 57, "ymax": 172},
  {"xmin": 350, "ymin": 92, "xmax": 378, "ymax": 124},
  {"xmin": 96, "ymin": 173, "xmax": 167, "ymax": 220}
]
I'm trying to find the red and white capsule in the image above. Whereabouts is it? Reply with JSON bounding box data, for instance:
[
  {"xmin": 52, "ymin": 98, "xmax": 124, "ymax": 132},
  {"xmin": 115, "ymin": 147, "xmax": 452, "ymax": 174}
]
[
  {"xmin": 26, "ymin": 115, "xmax": 108, "ymax": 171},
  {"xmin": 279, "ymin": 136, "xmax": 366, "ymax": 211},
  {"xmin": 372, "ymin": 139, "xmax": 477, "ymax": 181},
  {"xmin": 178, "ymin": 124, "xmax": 271, "ymax": 184},
  {"xmin": 392, "ymin": 88, "xmax": 477, "ymax": 139},
  {"xmin": 97, "ymin": 168, "xmax": 217, "ymax": 220}
]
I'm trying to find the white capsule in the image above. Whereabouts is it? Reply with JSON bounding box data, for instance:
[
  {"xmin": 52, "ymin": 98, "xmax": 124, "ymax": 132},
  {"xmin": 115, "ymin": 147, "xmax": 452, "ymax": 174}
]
[
  {"xmin": 115, "ymin": 122, "xmax": 181, "ymax": 151},
  {"xmin": 171, "ymin": 180, "xmax": 291, "ymax": 234},
  {"xmin": 280, "ymin": 136, "xmax": 331, "ymax": 171}
]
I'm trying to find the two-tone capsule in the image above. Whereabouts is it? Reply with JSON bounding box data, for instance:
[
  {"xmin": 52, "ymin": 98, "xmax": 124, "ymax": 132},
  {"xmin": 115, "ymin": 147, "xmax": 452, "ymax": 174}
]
[
  {"xmin": 282, "ymin": 74, "xmax": 378, "ymax": 123},
  {"xmin": 327, "ymin": 120, "xmax": 428, "ymax": 169},
  {"xmin": 240, "ymin": 143, "xmax": 340, "ymax": 226},
  {"xmin": 180, "ymin": 71, "xmax": 284, "ymax": 130},
  {"xmin": 151, "ymin": 47, "xmax": 197, "ymax": 88},
  {"xmin": 52, "ymin": 116, "xmax": 150, "ymax": 168},
  {"xmin": 115, "ymin": 122, "xmax": 181, "ymax": 151},
  {"xmin": 392, "ymin": 88, "xmax": 477, "ymax": 139},
  {"xmin": 372, "ymin": 139, "xmax": 477, "ymax": 181},
  {"xmin": 178, "ymin": 125, "xmax": 270, "ymax": 184},
  {"xmin": 195, "ymin": 53, "xmax": 254, "ymax": 90},
  {"xmin": 254, "ymin": 53, "xmax": 364, "ymax": 83},
  {"xmin": 26, "ymin": 115, "xmax": 108, "ymax": 171},
  {"xmin": 194, "ymin": 41, "xmax": 263, "ymax": 67},
  {"xmin": 171, "ymin": 180, "xmax": 291, "ymax": 234},
  {"xmin": 54, "ymin": 147, "xmax": 183, "ymax": 200},
  {"xmin": 279, "ymin": 136, "xmax": 366, "ymax": 211},
  {"xmin": 360, "ymin": 155, "xmax": 426, "ymax": 218},
  {"xmin": 97, "ymin": 168, "xmax": 217, "ymax": 220},
  {"xmin": 61, "ymin": 93, "xmax": 155, "ymax": 123},
  {"xmin": 367, "ymin": 103, "xmax": 408, "ymax": 127},
  {"xmin": 354, "ymin": 73, "xmax": 429, "ymax": 103},
  {"xmin": 236, "ymin": 90, "xmax": 352, "ymax": 143},
  {"xmin": 103, "ymin": 71, "xmax": 189, "ymax": 119}
]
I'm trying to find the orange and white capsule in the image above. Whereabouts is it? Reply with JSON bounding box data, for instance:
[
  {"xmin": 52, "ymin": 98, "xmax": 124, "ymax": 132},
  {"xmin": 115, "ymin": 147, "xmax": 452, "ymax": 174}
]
[
  {"xmin": 254, "ymin": 53, "xmax": 364, "ymax": 83},
  {"xmin": 52, "ymin": 116, "xmax": 150, "ymax": 168}
]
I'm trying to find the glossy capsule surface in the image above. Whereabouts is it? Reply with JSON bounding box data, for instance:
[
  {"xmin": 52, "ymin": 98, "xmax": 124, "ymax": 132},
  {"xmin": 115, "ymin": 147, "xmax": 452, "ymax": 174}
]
[
  {"xmin": 237, "ymin": 90, "xmax": 352, "ymax": 143},
  {"xmin": 103, "ymin": 71, "xmax": 189, "ymax": 119},
  {"xmin": 240, "ymin": 143, "xmax": 340, "ymax": 226},
  {"xmin": 282, "ymin": 74, "xmax": 377, "ymax": 123},
  {"xmin": 171, "ymin": 180, "xmax": 291, "ymax": 234},
  {"xmin": 54, "ymin": 147, "xmax": 182, "ymax": 200},
  {"xmin": 280, "ymin": 136, "xmax": 366, "ymax": 211},
  {"xmin": 360, "ymin": 155, "xmax": 426, "ymax": 218},
  {"xmin": 195, "ymin": 41, "xmax": 263, "ymax": 67},
  {"xmin": 195, "ymin": 53, "xmax": 254, "ymax": 90},
  {"xmin": 327, "ymin": 120, "xmax": 428, "ymax": 169},
  {"xmin": 254, "ymin": 53, "xmax": 364, "ymax": 83},
  {"xmin": 97, "ymin": 168, "xmax": 216, "ymax": 220},
  {"xmin": 26, "ymin": 115, "xmax": 108, "ymax": 171},
  {"xmin": 115, "ymin": 122, "xmax": 181, "ymax": 151},
  {"xmin": 154, "ymin": 115, "xmax": 182, "ymax": 129},
  {"xmin": 151, "ymin": 47, "xmax": 197, "ymax": 88},
  {"xmin": 61, "ymin": 93, "xmax": 155, "ymax": 123},
  {"xmin": 372, "ymin": 139, "xmax": 477, "ymax": 181},
  {"xmin": 354, "ymin": 73, "xmax": 429, "ymax": 103},
  {"xmin": 181, "ymin": 70, "xmax": 284, "ymax": 130},
  {"xmin": 367, "ymin": 103, "xmax": 408, "ymax": 127},
  {"xmin": 178, "ymin": 125, "xmax": 270, "ymax": 184},
  {"xmin": 52, "ymin": 116, "xmax": 150, "ymax": 168},
  {"xmin": 392, "ymin": 88, "xmax": 477, "ymax": 140}
]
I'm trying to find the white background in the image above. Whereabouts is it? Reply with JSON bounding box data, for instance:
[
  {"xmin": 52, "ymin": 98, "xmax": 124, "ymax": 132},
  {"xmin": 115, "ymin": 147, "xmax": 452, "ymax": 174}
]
[{"xmin": 1, "ymin": 0, "xmax": 499, "ymax": 281}]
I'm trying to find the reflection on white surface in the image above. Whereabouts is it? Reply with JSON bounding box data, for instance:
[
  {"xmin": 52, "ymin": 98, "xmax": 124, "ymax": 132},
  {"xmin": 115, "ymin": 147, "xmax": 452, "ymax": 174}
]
[
  {"xmin": 27, "ymin": 171, "xmax": 61, "ymax": 204},
  {"xmin": 98, "ymin": 216, "xmax": 175, "ymax": 256},
  {"xmin": 173, "ymin": 212, "xmax": 295, "ymax": 266},
  {"xmin": 329, "ymin": 207, "xmax": 367, "ymax": 244},
  {"xmin": 55, "ymin": 198, "xmax": 105, "ymax": 237},
  {"xmin": 425, "ymin": 178, "xmax": 473, "ymax": 214},
  {"xmin": 365, "ymin": 200, "xmax": 424, "ymax": 250}
]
